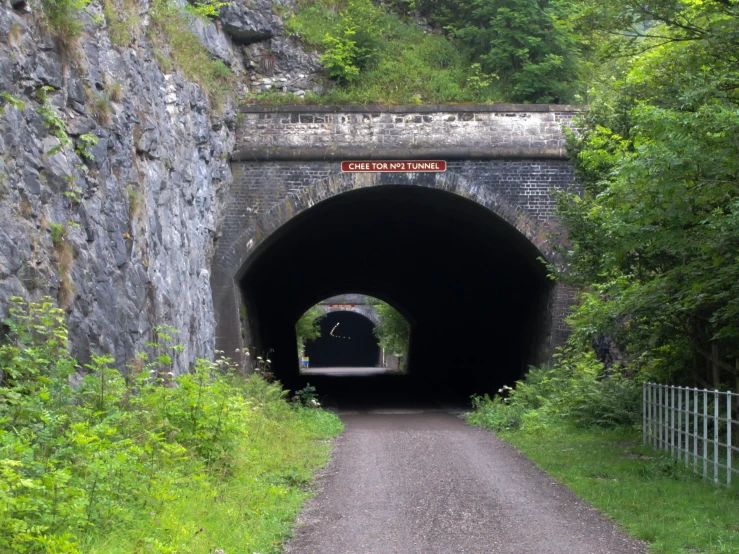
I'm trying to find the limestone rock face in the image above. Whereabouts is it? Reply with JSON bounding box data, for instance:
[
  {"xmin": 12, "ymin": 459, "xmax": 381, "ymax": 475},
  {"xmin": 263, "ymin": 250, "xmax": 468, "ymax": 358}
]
[
  {"xmin": 0, "ymin": 0, "xmax": 326, "ymax": 371},
  {"xmin": 0, "ymin": 3, "xmax": 236, "ymax": 371}
]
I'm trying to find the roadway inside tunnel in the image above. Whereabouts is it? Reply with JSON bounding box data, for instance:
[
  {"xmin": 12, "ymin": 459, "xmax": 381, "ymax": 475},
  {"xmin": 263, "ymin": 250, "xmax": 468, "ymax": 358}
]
[{"xmin": 239, "ymin": 185, "xmax": 553, "ymax": 408}]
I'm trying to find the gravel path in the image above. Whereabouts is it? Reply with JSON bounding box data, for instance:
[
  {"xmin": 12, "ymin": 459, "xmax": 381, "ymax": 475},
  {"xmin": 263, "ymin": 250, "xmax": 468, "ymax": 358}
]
[{"xmin": 285, "ymin": 409, "xmax": 646, "ymax": 554}]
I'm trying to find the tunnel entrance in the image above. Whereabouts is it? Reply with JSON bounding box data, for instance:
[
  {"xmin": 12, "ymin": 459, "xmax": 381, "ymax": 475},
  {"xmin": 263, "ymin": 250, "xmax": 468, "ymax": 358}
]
[
  {"xmin": 237, "ymin": 184, "xmax": 554, "ymax": 406},
  {"xmin": 305, "ymin": 311, "xmax": 381, "ymax": 368}
]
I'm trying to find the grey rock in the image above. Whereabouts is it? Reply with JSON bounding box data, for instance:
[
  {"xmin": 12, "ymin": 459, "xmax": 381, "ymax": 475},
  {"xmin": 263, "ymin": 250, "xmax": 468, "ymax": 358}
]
[
  {"xmin": 30, "ymin": 52, "xmax": 64, "ymax": 88},
  {"xmin": 67, "ymin": 116, "xmax": 96, "ymax": 136},
  {"xmin": 0, "ymin": 0, "xmax": 328, "ymax": 373},
  {"xmin": 220, "ymin": 0, "xmax": 277, "ymax": 45}
]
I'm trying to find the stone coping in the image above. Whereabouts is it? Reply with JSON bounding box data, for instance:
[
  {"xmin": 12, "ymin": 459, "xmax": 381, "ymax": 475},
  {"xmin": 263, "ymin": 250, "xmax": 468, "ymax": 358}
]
[
  {"xmin": 238, "ymin": 103, "xmax": 587, "ymax": 114},
  {"xmin": 231, "ymin": 146, "xmax": 568, "ymax": 161}
]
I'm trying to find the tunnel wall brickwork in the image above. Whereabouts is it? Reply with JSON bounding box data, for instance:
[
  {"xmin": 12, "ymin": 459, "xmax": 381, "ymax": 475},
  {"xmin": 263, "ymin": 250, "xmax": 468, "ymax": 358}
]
[
  {"xmin": 214, "ymin": 105, "xmax": 583, "ymax": 367},
  {"xmin": 223, "ymin": 159, "xmax": 575, "ymax": 241}
]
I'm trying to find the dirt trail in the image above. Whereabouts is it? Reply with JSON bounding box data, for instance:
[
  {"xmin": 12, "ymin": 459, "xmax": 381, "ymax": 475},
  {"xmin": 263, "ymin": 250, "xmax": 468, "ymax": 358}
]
[{"xmin": 285, "ymin": 409, "xmax": 645, "ymax": 554}]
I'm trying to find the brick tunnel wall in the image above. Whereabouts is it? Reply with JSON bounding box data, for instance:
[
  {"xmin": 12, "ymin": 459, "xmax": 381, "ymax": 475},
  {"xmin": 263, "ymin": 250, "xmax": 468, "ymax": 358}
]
[{"xmin": 214, "ymin": 105, "xmax": 583, "ymax": 364}]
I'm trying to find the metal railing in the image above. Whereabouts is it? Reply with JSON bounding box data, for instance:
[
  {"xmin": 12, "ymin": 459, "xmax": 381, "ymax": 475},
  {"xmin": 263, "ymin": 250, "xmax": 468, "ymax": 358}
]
[{"xmin": 643, "ymin": 383, "xmax": 739, "ymax": 485}]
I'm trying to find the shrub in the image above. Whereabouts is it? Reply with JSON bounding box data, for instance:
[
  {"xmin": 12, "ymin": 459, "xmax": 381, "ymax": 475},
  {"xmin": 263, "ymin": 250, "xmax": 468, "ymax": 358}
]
[
  {"xmin": 468, "ymin": 347, "xmax": 642, "ymax": 433},
  {"xmin": 90, "ymin": 92, "xmax": 113, "ymax": 125},
  {"xmin": 40, "ymin": 0, "xmax": 91, "ymax": 41},
  {"xmin": 103, "ymin": 0, "xmax": 141, "ymax": 46}
]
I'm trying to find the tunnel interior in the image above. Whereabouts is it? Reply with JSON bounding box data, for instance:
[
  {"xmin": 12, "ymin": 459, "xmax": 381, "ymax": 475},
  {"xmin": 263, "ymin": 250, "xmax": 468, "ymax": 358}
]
[
  {"xmin": 239, "ymin": 184, "xmax": 553, "ymax": 407},
  {"xmin": 304, "ymin": 311, "xmax": 381, "ymax": 368}
]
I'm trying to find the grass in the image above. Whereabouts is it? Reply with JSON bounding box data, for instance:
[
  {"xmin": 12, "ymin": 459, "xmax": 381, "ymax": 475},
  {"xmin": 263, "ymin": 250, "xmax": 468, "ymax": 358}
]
[
  {"xmin": 494, "ymin": 425, "xmax": 739, "ymax": 554},
  {"xmin": 40, "ymin": 0, "xmax": 91, "ymax": 42},
  {"xmin": 103, "ymin": 0, "xmax": 141, "ymax": 46},
  {"xmin": 127, "ymin": 184, "xmax": 142, "ymax": 219},
  {"xmin": 278, "ymin": 0, "xmax": 499, "ymax": 105},
  {"xmin": 81, "ymin": 399, "xmax": 343, "ymax": 553},
  {"xmin": 0, "ymin": 299, "xmax": 344, "ymax": 554},
  {"xmin": 90, "ymin": 92, "xmax": 113, "ymax": 125},
  {"xmin": 148, "ymin": 0, "xmax": 233, "ymax": 107},
  {"xmin": 49, "ymin": 222, "xmax": 75, "ymax": 307}
]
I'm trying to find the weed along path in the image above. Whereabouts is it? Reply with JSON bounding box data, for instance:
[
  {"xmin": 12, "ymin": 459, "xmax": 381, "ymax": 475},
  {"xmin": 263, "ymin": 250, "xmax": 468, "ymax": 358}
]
[{"xmin": 285, "ymin": 410, "xmax": 646, "ymax": 554}]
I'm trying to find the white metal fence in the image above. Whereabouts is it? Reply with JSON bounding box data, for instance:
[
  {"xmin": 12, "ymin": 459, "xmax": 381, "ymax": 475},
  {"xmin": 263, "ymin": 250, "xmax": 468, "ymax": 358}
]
[{"xmin": 643, "ymin": 383, "xmax": 738, "ymax": 485}]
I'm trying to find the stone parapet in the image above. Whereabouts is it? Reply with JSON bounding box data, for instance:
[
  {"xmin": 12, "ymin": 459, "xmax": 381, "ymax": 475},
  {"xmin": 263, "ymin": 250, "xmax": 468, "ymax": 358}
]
[{"xmin": 234, "ymin": 105, "xmax": 585, "ymax": 161}]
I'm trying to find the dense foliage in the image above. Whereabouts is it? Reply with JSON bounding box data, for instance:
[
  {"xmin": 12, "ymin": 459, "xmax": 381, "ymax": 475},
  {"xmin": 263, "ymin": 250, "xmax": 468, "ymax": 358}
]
[
  {"xmin": 284, "ymin": 0, "xmax": 493, "ymax": 104},
  {"xmin": 554, "ymin": 0, "xmax": 739, "ymax": 390},
  {"xmin": 366, "ymin": 297, "xmax": 410, "ymax": 360},
  {"xmin": 471, "ymin": 0, "xmax": 739, "ymax": 442},
  {"xmin": 389, "ymin": 0, "xmax": 584, "ymax": 103},
  {"xmin": 468, "ymin": 347, "xmax": 641, "ymax": 432},
  {"xmin": 0, "ymin": 298, "xmax": 342, "ymax": 553},
  {"xmin": 295, "ymin": 305, "xmax": 325, "ymax": 356},
  {"xmin": 282, "ymin": 0, "xmax": 589, "ymax": 104}
]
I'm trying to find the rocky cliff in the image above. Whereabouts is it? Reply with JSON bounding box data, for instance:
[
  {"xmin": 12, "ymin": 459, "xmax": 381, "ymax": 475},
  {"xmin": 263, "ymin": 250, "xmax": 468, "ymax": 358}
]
[{"xmin": 0, "ymin": 0, "xmax": 321, "ymax": 370}]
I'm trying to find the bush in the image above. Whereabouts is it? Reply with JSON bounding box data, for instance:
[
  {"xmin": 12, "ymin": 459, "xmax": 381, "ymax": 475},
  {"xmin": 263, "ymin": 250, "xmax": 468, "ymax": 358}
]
[{"xmin": 468, "ymin": 347, "xmax": 642, "ymax": 433}]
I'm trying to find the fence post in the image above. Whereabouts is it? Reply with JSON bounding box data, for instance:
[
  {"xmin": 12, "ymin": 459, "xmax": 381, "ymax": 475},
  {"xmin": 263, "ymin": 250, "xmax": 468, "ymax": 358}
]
[
  {"xmin": 727, "ymin": 391, "xmax": 732, "ymax": 486},
  {"xmin": 714, "ymin": 390, "xmax": 719, "ymax": 484},
  {"xmin": 703, "ymin": 389, "xmax": 708, "ymax": 480},
  {"xmin": 643, "ymin": 383, "xmax": 647, "ymax": 445},
  {"xmin": 677, "ymin": 386, "xmax": 682, "ymax": 462},
  {"xmin": 659, "ymin": 385, "xmax": 664, "ymax": 449},
  {"xmin": 653, "ymin": 383, "xmax": 658, "ymax": 449},
  {"xmin": 693, "ymin": 388, "xmax": 699, "ymax": 471},
  {"xmin": 670, "ymin": 386, "xmax": 675, "ymax": 454},
  {"xmin": 684, "ymin": 387, "xmax": 690, "ymax": 468}
]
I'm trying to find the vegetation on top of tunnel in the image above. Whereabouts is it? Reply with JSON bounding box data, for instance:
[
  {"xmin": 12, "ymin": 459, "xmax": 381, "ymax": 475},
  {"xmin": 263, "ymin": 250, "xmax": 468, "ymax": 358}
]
[
  {"xmin": 250, "ymin": 0, "xmax": 586, "ymax": 105},
  {"xmin": 0, "ymin": 298, "xmax": 343, "ymax": 553}
]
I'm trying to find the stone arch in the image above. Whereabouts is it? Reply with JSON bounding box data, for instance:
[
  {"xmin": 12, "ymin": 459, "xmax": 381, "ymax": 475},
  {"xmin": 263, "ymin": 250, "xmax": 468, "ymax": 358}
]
[
  {"xmin": 214, "ymin": 171, "xmax": 562, "ymax": 285},
  {"xmin": 316, "ymin": 305, "xmax": 381, "ymax": 326},
  {"xmin": 210, "ymin": 170, "xmax": 569, "ymax": 371}
]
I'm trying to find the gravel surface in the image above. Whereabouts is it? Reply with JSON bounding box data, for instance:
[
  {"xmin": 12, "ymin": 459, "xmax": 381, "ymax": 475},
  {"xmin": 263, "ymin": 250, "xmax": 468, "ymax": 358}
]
[{"xmin": 285, "ymin": 410, "xmax": 646, "ymax": 554}]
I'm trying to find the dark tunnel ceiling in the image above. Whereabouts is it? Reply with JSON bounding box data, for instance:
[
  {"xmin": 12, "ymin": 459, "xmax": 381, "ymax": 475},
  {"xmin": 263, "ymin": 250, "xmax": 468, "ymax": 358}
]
[
  {"xmin": 305, "ymin": 311, "xmax": 381, "ymax": 368},
  {"xmin": 240, "ymin": 185, "xmax": 553, "ymax": 404}
]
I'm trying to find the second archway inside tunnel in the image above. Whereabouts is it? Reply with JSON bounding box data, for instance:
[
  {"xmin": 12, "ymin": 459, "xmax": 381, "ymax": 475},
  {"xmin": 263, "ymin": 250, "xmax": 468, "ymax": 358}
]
[{"xmin": 305, "ymin": 311, "xmax": 381, "ymax": 368}]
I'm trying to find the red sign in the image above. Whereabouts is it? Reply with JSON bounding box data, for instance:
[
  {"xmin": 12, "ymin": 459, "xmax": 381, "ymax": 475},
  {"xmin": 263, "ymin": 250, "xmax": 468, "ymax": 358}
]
[
  {"xmin": 329, "ymin": 304, "xmax": 356, "ymax": 309},
  {"xmin": 341, "ymin": 160, "xmax": 447, "ymax": 173}
]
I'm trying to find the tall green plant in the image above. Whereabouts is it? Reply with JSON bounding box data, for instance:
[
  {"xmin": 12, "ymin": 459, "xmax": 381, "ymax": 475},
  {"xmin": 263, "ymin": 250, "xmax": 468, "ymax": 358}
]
[
  {"xmin": 296, "ymin": 306, "xmax": 325, "ymax": 356},
  {"xmin": 40, "ymin": 0, "xmax": 91, "ymax": 40}
]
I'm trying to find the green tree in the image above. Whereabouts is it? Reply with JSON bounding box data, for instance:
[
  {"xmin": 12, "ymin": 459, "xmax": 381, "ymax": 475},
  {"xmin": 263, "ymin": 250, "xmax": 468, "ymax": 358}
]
[
  {"xmin": 554, "ymin": 0, "xmax": 739, "ymax": 389},
  {"xmin": 454, "ymin": 0, "xmax": 583, "ymax": 103}
]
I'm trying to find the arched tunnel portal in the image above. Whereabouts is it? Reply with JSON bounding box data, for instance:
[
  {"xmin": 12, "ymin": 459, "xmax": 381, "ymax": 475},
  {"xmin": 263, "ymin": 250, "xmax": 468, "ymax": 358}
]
[{"xmin": 228, "ymin": 178, "xmax": 560, "ymax": 406}]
